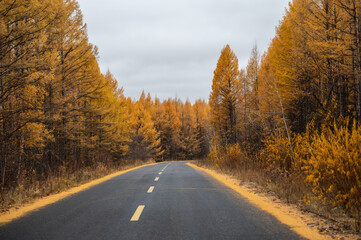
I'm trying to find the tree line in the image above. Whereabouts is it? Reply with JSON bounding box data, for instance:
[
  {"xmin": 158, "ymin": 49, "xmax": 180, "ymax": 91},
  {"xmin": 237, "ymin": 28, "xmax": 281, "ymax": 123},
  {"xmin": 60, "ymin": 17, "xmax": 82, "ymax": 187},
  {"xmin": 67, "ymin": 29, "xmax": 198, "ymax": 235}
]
[
  {"xmin": 208, "ymin": 0, "xmax": 361, "ymax": 226},
  {"xmin": 0, "ymin": 0, "xmax": 210, "ymax": 195},
  {"xmin": 2, "ymin": 0, "xmax": 360, "ymax": 226}
]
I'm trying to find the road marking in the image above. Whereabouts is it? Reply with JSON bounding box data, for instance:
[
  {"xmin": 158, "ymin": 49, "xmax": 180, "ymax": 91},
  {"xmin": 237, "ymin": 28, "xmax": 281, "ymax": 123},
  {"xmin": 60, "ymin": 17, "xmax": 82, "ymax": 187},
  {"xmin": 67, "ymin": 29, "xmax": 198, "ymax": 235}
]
[
  {"xmin": 0, "ymin": 163, "xmax": 157, "ymax": 225},
  {"xmin": 161, "ymin": 163, "xmax": 170, "ymax": 172},
  {"xmin": 159, "ymin": 172, "xmax": 162, "ymax": 175},
  {"xmin": 147, "ymin": 186, "xmax": 154, "ymax": 193},
  {"xmin": 130, "ymin": 205, "xmax": 145, "ymax": 221},
  {"xmin": 154, "ymin": 177, "xmax": 159, "ymax": 181}
]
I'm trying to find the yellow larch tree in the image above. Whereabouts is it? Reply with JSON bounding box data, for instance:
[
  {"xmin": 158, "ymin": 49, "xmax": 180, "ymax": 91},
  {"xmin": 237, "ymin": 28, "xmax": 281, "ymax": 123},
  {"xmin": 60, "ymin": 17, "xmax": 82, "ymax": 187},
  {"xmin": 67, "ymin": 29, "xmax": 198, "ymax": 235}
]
[
  {"xmin": 178, "ymin": 100, "xmax": 198, "ymax": 159},
  {"xmin": 128, "ymin": 93, "xmax": 162, "ymax": 161},
  {"xmin": 0, "ymin": 0, "xmax": 58, "ymax": 188},
  {"xmin": 193, "ymin": 99, "xmax": 211, "ymax": 158},
  {"xmin": 209, "ymin": 44, "xmax": 240, "ymax": 147}
]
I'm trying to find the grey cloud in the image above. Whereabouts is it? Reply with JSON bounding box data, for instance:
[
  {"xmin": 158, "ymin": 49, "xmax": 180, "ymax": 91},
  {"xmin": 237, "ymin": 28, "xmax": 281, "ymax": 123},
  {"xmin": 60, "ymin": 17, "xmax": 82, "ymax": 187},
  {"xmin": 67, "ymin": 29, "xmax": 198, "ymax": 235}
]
[{"xmin": 78, "ymin": 0, "xmax": 290, "ymax": 102}]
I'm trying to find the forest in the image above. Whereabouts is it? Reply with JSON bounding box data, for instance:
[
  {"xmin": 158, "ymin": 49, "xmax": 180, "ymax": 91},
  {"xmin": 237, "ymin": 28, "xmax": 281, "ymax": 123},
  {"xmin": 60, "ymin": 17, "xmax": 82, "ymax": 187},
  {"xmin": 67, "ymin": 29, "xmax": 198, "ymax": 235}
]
[
  {"xmin": 207, "ymin": 0, "xmax": 361, "ymax": 228},
  {"xmin": 0, "ymin": 0, "xmax": 210, "ymax": 208},
  {"xmin": 0, "ymin": 0, "xmax": 360, "ymax": 229}
]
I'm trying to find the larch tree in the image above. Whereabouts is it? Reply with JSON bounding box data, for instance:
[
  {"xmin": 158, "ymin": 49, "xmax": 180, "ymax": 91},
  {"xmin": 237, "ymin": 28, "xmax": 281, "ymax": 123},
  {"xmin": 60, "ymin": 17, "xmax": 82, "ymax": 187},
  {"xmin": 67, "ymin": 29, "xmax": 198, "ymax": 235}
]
[
  {"xmin": 246, "ymin": 45, "xmax": 260, "ymax": 110},
  {"xmin": 162, "ymin": 99, "xmax": 182, "ymax": 159},
  {"xmin": 0, "ymin": 0, "xmax": 58, "ymax": 188},
  {"xmin": 209, "ymin": 44, "xmax": 240, "ymax": 147},
  {"xmin": 193, "ymin": 99, "xmax": 211, "ymax": 158},
  {"xmin": 0, "ymin": 0, "xmax": 213, "ymax": 198},
  {"xmin": 178, "ymin": 100, "xmax": 198, "ymax": 159},
  {"xmin": 128, "ymin": 94, "xmax": 162, "ymax": 161}
]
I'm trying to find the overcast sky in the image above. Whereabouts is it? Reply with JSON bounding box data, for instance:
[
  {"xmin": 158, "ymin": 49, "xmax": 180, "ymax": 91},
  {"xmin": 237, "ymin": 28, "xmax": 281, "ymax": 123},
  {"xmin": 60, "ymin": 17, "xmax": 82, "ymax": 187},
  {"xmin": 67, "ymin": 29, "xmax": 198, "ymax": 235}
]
[{"xmin": 77, "ymin": 0, "xmax": 290, "ymax": 102}]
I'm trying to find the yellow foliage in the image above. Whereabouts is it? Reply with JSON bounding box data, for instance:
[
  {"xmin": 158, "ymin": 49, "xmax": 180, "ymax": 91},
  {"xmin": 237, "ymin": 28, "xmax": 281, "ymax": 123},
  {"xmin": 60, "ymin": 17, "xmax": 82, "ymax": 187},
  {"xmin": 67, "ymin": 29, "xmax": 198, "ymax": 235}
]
[
  {"xmin": 209, "ymin": 136, "xmax": 244, "ymax": 169},
  {"xmin": 24, "ymin": 123, "xmax": 54, "ymax": 149},
  {"xmin": 261, "ymin": 119, "xmax": 361, "ymax": 215},
  {"xmin": 224, "ymin": 143, "xmax": 244, "ymax": 168},
  {"xmin": 261, "ymin": 130, "xmax": 295, "ymax": 175},
  {"xmin": 209, "ymin": 44, "xmax": 240, "ymax": 146},
  {"xmin": 303, "ymin": 120, "xmax": 361, "ymax": 213},
  {"xmin": 128, "ymin": 100, "xmax": 162, "ymax": 160},
  {"xmin": 209, "ymin": 136, "xmax": 223, "ymax": 167}
]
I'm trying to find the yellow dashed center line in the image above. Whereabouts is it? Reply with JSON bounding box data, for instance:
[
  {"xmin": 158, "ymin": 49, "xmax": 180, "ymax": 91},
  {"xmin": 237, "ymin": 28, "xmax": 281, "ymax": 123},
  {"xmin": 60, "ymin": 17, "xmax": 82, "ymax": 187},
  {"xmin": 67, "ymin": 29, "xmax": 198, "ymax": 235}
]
[
  {"xmin": 130, "ymin": 205, "xmax": 145, "ymax": 222},
  {"xmin": 147, "ymin": 186, "xmax": 154, "ymax": 193},
  {"xmin": 161, "ymin": 163, "xmax": 170, "ymax": 172},
  {"xmin": 131, "ymin": 164, "xmax": 171, "ymax": 223}
]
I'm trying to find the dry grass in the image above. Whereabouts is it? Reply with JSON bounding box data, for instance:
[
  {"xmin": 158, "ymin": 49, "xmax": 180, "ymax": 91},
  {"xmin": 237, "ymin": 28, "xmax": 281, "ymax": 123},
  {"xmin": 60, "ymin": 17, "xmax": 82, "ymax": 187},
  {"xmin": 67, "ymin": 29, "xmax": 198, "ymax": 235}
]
[{"xmin": 0, "ymin": 159, "xmax": 154, "ymax": 213}]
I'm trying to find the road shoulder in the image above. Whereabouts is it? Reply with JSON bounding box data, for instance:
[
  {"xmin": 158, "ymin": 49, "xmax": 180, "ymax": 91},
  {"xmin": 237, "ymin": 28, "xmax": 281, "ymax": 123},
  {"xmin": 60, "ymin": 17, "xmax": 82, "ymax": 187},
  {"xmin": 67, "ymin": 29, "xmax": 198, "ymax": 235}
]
[{"xmin": 187, "ymin": 162, "xmax": 337, "ymax": 240}]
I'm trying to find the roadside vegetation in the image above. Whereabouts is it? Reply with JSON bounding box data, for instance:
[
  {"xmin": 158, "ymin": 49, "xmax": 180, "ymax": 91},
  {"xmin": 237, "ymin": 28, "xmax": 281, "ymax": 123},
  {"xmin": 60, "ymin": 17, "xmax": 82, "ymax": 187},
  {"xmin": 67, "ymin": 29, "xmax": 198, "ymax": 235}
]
[
  {"xmin": 1, "ymin": 0, "xmax": 360, "ymax": 233},
  {"xmin": 205, "ymin": 0, "xmax": 361, "ymax": 231},
  {"xmin": 0, "ymin": 0, "xmax": 210, "ymax": 211}
]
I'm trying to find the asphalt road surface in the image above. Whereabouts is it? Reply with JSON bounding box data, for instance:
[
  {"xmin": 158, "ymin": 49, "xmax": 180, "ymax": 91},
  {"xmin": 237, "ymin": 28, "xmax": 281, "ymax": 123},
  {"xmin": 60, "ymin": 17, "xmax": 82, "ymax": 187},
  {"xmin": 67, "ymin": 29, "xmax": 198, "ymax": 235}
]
[{"xmin": 0, "ymin": 162, "xmax": 304, "ymax": 240}]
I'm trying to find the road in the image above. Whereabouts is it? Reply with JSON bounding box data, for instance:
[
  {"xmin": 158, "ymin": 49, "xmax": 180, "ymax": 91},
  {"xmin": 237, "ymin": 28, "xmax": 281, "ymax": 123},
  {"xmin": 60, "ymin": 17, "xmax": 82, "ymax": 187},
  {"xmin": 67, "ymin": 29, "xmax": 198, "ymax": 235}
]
[{"xmin": 0, "ymin": 162, "xmax": 304, "ymax": 240}]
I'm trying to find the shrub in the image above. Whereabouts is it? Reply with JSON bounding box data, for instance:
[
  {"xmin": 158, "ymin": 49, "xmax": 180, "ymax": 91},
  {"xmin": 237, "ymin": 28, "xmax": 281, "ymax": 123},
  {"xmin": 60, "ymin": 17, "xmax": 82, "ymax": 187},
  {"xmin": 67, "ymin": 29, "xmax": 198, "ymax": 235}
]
[
  {"xmin": 208, "ymin": 137, "xmax": 245, "ymax": 169},
  {"xmin": 224, "ymin": 143, "xmax": 244, "ymax": 168},
  {"xmin": 261, "ymin": 129, "xmax": 294, "ymax": 175},
  {"xmin": 303, "ymin": 120, "xmax": 361, "ymax": 218},
  {"xmin": 208, "ymin": 136, "xmax": 222, "ymax": 167}
]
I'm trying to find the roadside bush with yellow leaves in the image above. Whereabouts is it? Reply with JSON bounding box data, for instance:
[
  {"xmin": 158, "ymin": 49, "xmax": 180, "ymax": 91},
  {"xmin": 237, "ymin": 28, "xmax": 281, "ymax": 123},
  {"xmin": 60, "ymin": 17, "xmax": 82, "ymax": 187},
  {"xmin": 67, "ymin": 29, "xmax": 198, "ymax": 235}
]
[
  {"xmin": 209, "ymin": 136, "xmax": 223, "ymax": 167},
  {"xmin": 224, "ymin": 143, "xmax": 244, "ymax": 168},
  {"xmin": 260, "ymin": 129, "xmax": 311, "ymax": 203},
  {"xmin": 208, "ymin": 137, "xmax": 245, "ymax": 169},
  {"xmin": 261, "ymin": 130, "xmax": 295, "ymax": 175},
  {"xmin": 303, "ymin": 120, "xmax": 361, "ymax": 217}
]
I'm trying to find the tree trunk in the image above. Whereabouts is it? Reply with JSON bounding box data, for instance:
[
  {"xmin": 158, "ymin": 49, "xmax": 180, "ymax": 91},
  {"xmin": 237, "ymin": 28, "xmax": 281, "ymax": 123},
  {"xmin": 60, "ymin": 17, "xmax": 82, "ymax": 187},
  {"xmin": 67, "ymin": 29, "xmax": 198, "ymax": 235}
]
[{"xmin": 353, "ymin": 0, "xmax": 361, "ymax": 124}]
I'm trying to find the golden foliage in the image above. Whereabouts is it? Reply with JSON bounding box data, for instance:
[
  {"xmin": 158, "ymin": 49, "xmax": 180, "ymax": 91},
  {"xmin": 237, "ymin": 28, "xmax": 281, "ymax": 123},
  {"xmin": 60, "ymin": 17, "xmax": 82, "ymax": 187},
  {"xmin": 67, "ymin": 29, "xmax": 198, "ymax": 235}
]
[
  {"xmin": 261, "ymin": 130, "xmax": 295, "ymax": 175},
  {"xmin": 206, "ymin": 0, "xmax": 361, "ymax": 228},
  {"xmin": 0, "ymin": 0, "xmax": 212, "ymax": 197},
  {"xmin": 209, "ymin": 136, "xmax": 245, "ymax": 169},
  {"xmin": 303, "ymin": 120, "xmax": 361, "ymax": 213},
  {"xmin": 128, "ymin": 98, "xmax": 162, "ymax": 160},
  {"xmin": 209, "ymin": 44, "xmax": 240, "ymax": 146},
  {"xmin": 260, "ymin": 119, "xmax": 361, "ymax": 219}
]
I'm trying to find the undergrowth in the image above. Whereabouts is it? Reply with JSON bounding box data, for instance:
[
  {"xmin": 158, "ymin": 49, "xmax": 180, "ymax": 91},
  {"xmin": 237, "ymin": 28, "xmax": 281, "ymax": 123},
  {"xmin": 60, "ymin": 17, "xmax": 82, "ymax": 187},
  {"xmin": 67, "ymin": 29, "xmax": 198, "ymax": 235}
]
[{"xmin": 201, "ymin": 120, "xmax": 361, "ymax": 232}]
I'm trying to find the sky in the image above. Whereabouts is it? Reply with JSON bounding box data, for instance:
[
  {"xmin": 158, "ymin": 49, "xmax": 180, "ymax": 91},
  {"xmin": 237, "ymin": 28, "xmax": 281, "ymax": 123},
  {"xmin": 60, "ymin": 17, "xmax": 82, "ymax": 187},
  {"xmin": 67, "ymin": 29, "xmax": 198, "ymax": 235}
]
[{"xmin": 77, "ymin": 0, "xmax": 290, "ymax": 102}]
